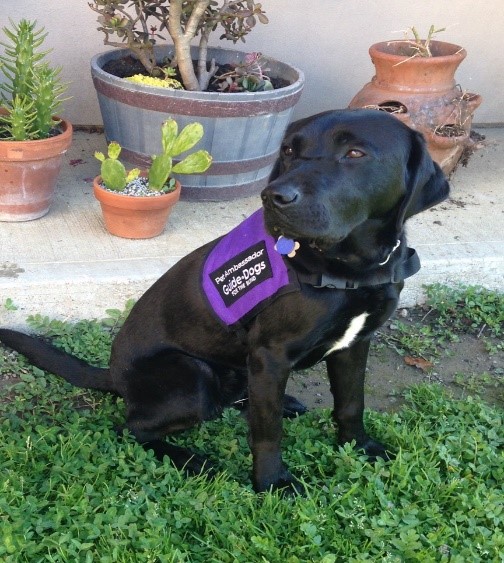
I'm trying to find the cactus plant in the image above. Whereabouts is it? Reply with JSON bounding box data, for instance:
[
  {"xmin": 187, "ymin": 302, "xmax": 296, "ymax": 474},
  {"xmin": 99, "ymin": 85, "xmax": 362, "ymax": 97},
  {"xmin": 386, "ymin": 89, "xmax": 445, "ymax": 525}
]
[
  {"xmin": 95, "ymin": 142, "xmax": 141, "ymax": 192},
  {"xmin": 0, "ymin": 19, "xmax": 68, "ymax": 140},
  {"xmin": 95, "ymin": 118, "xmax": 212, "ymax": 193}
]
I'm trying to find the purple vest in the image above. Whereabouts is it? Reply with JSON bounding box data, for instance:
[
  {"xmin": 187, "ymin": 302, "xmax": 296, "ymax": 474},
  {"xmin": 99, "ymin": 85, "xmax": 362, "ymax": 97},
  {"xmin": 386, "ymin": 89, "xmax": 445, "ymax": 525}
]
[{"xmin": 202, "ymin": 209, "xmax": 298, "ymax": 326}]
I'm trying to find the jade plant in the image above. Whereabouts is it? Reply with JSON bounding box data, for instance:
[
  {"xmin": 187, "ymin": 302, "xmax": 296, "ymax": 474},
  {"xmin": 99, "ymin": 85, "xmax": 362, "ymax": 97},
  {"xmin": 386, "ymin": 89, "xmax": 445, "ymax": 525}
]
[
  {"xmin": 95, "ymin": 118, "xmax": 212, "ymax": 193},
  {"xmin": 89, "ymin": 0, "xmax": 269, "ymax": 91},
  {"xmin": 0, "ymin": 19, "xmax": 68, "ymax": 140}
]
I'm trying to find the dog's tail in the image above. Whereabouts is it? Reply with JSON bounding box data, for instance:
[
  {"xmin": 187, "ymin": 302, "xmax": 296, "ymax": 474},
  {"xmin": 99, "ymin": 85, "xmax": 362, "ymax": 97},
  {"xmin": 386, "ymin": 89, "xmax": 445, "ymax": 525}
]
[{"xmin": 0, "ymin": 328, "xmax": 116, "ymax": 393}]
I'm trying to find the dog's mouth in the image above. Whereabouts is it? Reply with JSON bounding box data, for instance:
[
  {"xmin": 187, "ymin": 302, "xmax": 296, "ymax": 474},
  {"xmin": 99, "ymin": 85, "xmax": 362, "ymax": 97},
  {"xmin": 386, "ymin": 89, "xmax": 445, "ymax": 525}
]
[
  {"xmin": 269, "ymin": 225, "xmax": 349, "ymax": 262},
  {"xmin": 264, "ymin": 207, "xmax": 316, "ymax": 241},
  {"xmin": 264, "ymin": 209, "xmax": 347, "ymax": 253}
]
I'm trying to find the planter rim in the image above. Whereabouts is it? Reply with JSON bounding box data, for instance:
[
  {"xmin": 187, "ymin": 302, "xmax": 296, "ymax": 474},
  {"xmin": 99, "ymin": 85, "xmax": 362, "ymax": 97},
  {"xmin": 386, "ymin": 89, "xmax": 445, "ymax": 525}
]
[
  {"xmin": 90, "ymin": 45, "xmax": 304, "ymax": 102},
  {"xmin": 93, "ymin": 175, "xmax": 181, "ymax": 210},
  {"xmin": 370, "ymin": 40, "xmax": 466, "ymax": 63},
  {"xmin": 0, "ymin": 115, "xmax": 73, "ymax": 159}
]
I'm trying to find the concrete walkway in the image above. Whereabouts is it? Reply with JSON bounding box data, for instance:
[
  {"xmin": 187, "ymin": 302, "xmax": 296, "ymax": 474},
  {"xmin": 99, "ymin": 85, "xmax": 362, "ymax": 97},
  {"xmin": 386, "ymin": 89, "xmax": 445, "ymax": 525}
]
[{"xmin": 1, "ymin": 128, "xmax": 503, "ymax": 329}]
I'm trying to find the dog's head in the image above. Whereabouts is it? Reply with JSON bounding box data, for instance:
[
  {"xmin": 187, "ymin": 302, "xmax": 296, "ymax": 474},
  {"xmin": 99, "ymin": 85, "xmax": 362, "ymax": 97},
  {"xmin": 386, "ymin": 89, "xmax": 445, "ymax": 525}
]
[{"xmin": 262, "ymin": 109, "xmax": 449, "ymax": 266}]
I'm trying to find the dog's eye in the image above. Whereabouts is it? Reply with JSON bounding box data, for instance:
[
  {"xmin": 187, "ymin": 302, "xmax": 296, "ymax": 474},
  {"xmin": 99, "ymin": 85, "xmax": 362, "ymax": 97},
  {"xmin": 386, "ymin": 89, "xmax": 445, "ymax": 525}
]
[
  {"xmin": 282, "ymin": 146, "xmax": 294, "ymax": 157},
  {"xmin": 345, "ymin": 149, "xmax": 366, "ymax": 159}
]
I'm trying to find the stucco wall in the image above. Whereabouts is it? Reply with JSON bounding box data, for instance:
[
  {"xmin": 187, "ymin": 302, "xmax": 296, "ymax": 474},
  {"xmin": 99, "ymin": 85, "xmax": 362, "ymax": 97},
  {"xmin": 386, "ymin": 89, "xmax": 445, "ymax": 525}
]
[{"xmin": 1, "ymin": 1, "xmax": 501, "ymax": 125}]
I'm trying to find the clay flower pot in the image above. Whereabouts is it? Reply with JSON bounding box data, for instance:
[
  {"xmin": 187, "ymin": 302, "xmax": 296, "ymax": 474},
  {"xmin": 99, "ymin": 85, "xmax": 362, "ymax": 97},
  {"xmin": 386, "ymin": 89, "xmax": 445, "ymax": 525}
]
[
  {"xmin": 349, "ymin": 40, "xmax": 482, "ymax": 174},
  {"xmin": 93, "ymin": 174, "xmax": 181, "ymax": 239},
  {"xmin": 0, "ymin": 116, "xmax": 73, "ymax": 221}
]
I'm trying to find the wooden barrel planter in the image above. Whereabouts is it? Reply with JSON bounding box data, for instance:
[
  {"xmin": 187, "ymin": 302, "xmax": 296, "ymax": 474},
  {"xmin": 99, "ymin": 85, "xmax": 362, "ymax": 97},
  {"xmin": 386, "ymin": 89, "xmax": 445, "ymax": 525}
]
[{"xmin": 91, "ymin": 46, "xmax": 304, "ymax": 201}]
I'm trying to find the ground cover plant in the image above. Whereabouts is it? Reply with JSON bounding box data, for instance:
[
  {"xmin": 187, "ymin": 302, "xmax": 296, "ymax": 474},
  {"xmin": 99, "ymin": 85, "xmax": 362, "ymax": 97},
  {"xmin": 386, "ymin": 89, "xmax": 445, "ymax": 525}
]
[
  {"xmin": 291, "ymin": 284, "xmax": 503, "ymax": 411},
  {"xmin": 0, "ymin": 285, "xmax": 503, "ymax": 561}
]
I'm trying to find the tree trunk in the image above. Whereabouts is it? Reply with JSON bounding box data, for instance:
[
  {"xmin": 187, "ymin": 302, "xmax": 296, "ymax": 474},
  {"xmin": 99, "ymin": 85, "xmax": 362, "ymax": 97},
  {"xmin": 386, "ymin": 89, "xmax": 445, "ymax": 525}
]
[
  {"xmin": 196, "ymin": 34, "xmax": 217, "ymax": 91},
  {"xmin": 167, "ymin": 0, "xmax": 211, "ymax": 91}
]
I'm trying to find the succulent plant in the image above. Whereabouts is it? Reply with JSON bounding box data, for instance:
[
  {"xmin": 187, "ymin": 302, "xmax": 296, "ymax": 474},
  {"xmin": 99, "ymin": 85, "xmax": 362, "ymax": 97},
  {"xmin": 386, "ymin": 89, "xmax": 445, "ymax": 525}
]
[
  {"xmin": 95, "ymin": 142, "xmax": 141, "ymax": 191},
  {"xmin": 124, "ymin": 74, "xmax": 184, "ymax": 89},
  {"xmin": 89, "ymin": 1, "xmax": 269, "ymax": 91},
  {"xmin": 213, "ymin": 52, "xmax": 273, "ymax": 92},
  {"xmin": 95, "ymin": 118, "xmax": 212, "ymax": 193},
  {"xmin": 148, "ymin": 119, "xmax": 212, "ymax": 190},
  {"xmin": 0, "ymin": 19, "xmax": 68, "ymax": 140}
]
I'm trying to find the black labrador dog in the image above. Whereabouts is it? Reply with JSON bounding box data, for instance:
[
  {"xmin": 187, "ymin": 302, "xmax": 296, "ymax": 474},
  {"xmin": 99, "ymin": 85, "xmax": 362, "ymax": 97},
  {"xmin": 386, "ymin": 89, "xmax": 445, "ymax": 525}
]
[{"xmin": 0, "ymin": 109, "xmax": 449, "ymax": 493}]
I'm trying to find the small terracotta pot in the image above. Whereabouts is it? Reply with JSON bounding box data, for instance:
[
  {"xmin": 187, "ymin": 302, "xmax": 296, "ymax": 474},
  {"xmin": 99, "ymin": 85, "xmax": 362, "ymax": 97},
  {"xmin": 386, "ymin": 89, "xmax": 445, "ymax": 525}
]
[
  {"xmin": 93, "ymin": 175, "xmax": 181, "ymax": 239},
  {"xmin": 0, "ymin": 115, "xmax": 73, "ymax": 221}
]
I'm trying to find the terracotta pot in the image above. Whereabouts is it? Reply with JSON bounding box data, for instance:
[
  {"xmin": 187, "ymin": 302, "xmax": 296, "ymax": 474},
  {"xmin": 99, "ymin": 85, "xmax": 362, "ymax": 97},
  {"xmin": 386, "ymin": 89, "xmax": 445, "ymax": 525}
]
[
  {"xmin": 0, "ymin": 116, "xmax": 73, "ymax": 221},
  {"xmin": 91, "ymin": 46, "xmax": 304, "ymax": 201},
  {"xmin": 349, "ymin": 40, "xmax": 482, "ymax": 174},
  {"xmin": 365, "ymin": 40, "xmax": 467, "ymax": 93},
  {"xmin": 93, "ymin": 175, "xmax": 181, "ymax": 239}
]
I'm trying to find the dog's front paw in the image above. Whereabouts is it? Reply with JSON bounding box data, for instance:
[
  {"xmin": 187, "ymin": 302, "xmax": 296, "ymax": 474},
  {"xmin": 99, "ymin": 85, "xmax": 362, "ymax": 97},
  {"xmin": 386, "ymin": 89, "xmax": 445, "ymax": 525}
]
[
  {"xmin": 253, "ymin": 467, "xmax": 304, "ymax": 495},
  {"xmin": 233, "ymin": 394, "xmax": 308, "ymax": 419},
  {"xmin": 140, "ymin": 439, "xmax": 214, "ymax": 476},
  {"xmin": 355, "ymin": 438, "xmax": 394, "ymax": 462},
  {"xmin": 282, "ymin": 394, "xmax": 308, "ymax": 418}
]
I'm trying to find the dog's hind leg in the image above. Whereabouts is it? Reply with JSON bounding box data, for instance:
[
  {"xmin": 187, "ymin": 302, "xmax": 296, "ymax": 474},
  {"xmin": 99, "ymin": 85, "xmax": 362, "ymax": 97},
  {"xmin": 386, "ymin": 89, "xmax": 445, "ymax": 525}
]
[{"xmin": 118, "ymin": 351, "xmax": 225, "ymax": 475}]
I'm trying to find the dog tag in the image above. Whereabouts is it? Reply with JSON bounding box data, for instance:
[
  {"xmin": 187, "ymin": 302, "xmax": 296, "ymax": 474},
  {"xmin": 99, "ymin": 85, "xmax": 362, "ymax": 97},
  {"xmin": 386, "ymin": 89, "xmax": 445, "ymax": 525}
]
[{"xmin": 274, "ymin": 236, "xmax": 300, "ymax": 258}]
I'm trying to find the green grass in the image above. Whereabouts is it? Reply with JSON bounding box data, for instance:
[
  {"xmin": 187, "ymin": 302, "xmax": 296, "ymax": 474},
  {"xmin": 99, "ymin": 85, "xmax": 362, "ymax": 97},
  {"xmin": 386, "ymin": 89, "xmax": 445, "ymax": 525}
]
[
  {"xmin": 424, "ymin": 284, "xmax": 503, "ymax": 339},
  {"xmin": 1, "ymin": 289, "xmax": 503, "ymax": 562},
  {"xmin": 378, "ymin": 284, "xmax": 503, "ymax": 362}
]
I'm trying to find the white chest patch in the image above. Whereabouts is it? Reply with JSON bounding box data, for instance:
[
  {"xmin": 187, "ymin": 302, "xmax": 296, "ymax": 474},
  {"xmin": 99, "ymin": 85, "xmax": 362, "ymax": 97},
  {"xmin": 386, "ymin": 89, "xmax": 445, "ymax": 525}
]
[{"xmin": 323, "ymin": 312, "xmax": 370, "ymax": 357}]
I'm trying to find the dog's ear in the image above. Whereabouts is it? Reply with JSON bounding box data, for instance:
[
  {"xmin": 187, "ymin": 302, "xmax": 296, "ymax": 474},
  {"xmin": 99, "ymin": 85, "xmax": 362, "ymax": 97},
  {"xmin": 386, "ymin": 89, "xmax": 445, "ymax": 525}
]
[{"xmin": 396, "ymin": 129, "xmax": 450, "ymax": 228}]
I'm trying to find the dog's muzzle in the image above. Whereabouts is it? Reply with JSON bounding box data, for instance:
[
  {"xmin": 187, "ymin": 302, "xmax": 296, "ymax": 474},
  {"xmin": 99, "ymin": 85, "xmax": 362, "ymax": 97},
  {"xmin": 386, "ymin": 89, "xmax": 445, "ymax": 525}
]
[{"xmin": 261, "ymin": 182, "xmax": 301, "ymax": 209}]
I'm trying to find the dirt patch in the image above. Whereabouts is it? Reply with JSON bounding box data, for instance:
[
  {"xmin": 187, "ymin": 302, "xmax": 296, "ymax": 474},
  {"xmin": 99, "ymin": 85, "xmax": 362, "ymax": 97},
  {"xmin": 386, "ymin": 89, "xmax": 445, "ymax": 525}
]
[
  {"xmin": 287, "ymin": 306, "xmax": 503, "ymax": 413},
  {"xmin": 0, "ymin": 262, "xmax": 25, "ymax": 278},
  {"xmin": 454, "ymin": 130, "xmax": 487, "ymax": 171},
  {"xmin": 102, "ymin": 55, "xmax": 290, "ymax": 92}
]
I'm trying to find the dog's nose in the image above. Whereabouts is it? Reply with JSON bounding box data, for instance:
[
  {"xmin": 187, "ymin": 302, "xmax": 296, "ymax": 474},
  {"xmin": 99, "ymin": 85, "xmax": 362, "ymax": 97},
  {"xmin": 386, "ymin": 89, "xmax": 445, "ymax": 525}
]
[{"xmin": 261, "ymin": 183, "xmax": 300, "ymax": 207}]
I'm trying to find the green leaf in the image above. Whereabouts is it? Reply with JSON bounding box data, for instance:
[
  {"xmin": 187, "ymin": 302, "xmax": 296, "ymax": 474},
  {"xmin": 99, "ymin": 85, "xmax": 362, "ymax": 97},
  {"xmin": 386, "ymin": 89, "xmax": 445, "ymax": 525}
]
[
  {"xmin": 148, "ymin": 154, "xmax": 172, "ymax": 190},
  {"xmin": 160, "ymin": 118, "xmax": 178, "ymax": 154},
  {"xmin": 125, "ymin": 168, "xmax": 140, "ymax": 183},
  {"xmin": 100, "ymin": 158, "xmax": 127, "ymax": 191},
  {"xmin": 4, "ymin": 298, "xmax": 18, "ymax": 311},
  {"xmin": 172, "ymin": 150, "xmax": 212, "ymax": 174},
  {"xmin": 107, "ymin": 141, "xmax": 122, "ymax": 160},
  {"xmin": 170, "ymin": 122, "xmax": 204, "ymax": 157}
]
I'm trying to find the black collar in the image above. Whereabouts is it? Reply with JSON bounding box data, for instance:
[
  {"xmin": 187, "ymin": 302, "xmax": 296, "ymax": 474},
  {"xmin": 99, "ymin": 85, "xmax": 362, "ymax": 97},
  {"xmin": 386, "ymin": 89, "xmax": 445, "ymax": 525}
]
[{"xmin": 294, "ymin": 246, "xmax": 421, "ymax": 289}]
